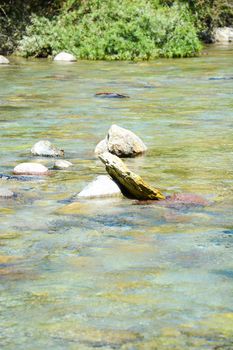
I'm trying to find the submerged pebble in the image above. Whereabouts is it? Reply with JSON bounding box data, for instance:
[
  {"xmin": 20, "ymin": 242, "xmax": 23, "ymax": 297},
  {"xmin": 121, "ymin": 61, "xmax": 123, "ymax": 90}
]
[{"xmin": 0, "ymin": 188, "xmax": 15, "ymax": 198}]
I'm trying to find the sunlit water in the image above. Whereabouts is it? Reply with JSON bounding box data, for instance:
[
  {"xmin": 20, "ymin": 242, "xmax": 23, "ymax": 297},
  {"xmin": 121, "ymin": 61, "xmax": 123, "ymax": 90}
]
[{"xmin": 0, "ymin": 45, "xmax": 233, "ymax": 349}]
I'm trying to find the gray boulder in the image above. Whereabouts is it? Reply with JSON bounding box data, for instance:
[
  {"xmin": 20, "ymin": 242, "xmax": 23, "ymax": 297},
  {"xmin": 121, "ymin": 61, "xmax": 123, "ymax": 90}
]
[
  {"xmin": 31, "ymin": 140, "xmax": 64, "ymax": 157},
  {"xmin": 77, "ymin": 175, "xmax": 121, "ymax": 198},
  {"xmin": 0, "ymin": 55, "xmax": 9, "ymax": 64},
  {"xmin": 54, "ymin": 52, "xmax": 76, "ymax": 62},
  {"xmin": 95, "ymin": 124, "xmax": 147, "ymax": 157},
  {"xmin": 213, "ymin": 27, "xmax": 233, "ymax": 43}
]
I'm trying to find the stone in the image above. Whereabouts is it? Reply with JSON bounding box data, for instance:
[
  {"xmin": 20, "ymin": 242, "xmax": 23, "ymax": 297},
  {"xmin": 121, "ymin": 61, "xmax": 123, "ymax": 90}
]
[
  {"xmin": 53, "ymin": 52, "xmax": 77, "ymax": 62},
  {"xmin": 77, "ymin": 175, "xmax": 121, "ymax": 198},
  {"xmin": 99, "ymin": 152, "xmax": 165, "ymax": 200},
  {"xmin": 94, "ymin": 139, "xmax": 108, "ymax": 155},
  {"xmin": 213, "ymin": 27, "xmax": 233, "ymax": 43},
  {"xmin": 95, "ymin": 92, "xmax": 129, "ymax": 98},
  {"xmin": 0, "ymin": 55, "xmax": 9, "ymax": 64},
  {"xmin": 31, "ymin": 140, "xmax": 64, "ymax": 157},
  {"xmin": 0, "ymin": 188, "xmax": 15, "ymax": 198},
  {"xmin": 95, "ymin": 124, "xmax": 147, "ymax": 157},
  {"xmin": 53, "ymin": 160, "xmax": 73, "ymax": 169},
  {"xmin": 13, "ymin": 163, "xmax": 49, "ymax": 176},
  {"xmin": 107, "ymin": 124, "xmax": 147, "ymax": 157}
]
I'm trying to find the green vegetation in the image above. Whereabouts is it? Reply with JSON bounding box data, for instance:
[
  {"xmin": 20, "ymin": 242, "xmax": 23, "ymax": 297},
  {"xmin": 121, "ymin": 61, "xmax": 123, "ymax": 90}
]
[{"xmin": 0, "ymin": 0, "xmax": 232, "ymax": 60}]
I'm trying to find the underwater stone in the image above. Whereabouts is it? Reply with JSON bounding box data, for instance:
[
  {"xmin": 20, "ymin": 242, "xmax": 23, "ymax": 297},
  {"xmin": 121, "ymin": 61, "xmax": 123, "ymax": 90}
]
[
  {"xmin": 99, "ymin": 152, "xmax": 165, "ymax": 200},
  {"xmin": 31, "ymin": 140, "xmax": 64, "ymax": 157},
  {"xmin": 0, "ymin": 188, "xmax": 15, "ymax": 198}
]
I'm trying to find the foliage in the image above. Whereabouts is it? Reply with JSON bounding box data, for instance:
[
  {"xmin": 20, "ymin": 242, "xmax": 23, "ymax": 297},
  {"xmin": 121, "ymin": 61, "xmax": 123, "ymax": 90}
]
[
  {"xmin": 17, "ymin": 0, "xmax": 202, "ymax": 60},
  {"xmin": 0, "ymin": 0, "xmax": 62, "ymax": 54}
]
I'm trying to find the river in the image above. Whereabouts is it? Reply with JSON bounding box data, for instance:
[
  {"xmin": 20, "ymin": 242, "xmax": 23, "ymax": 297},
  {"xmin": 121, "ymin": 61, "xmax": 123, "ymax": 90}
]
[{"xmin": 0, "ymin": 45, "xmax": 233, "ymax": 349}]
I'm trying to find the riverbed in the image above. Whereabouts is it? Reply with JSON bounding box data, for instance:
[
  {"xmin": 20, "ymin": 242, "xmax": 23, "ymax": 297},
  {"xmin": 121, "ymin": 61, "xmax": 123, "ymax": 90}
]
[{"xmin": 0, "ymin": 45, "xmax": 233, "ymax": 349}]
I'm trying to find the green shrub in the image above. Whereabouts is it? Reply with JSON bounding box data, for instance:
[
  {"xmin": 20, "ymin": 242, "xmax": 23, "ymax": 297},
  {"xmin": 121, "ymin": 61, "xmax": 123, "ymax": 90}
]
[{"xmin": 17, "ymin": 0, "xmax": 202, "ymax": 60}]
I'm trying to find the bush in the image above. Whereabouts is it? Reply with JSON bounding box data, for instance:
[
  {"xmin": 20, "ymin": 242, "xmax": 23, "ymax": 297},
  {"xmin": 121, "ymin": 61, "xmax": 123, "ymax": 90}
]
[{"xmin": 17, "ymin": 0, "xmax": 202, "ymax": 60}]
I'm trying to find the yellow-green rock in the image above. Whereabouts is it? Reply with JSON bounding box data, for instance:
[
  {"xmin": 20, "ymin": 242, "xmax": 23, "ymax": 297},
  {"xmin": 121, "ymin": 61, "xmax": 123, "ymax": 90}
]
[{"xmin": 99, "ymin": 152, "xmax": 165, "ymax": 200}]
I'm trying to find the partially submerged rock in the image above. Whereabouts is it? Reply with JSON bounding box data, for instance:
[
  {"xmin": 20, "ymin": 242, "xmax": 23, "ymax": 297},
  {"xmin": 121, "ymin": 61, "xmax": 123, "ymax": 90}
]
[
  {"xmin": 0, "ymin": 189, "xmax": 15, "ymax": 198},
  {"xmin": 13, "ymin": 163, "xmax": 49, "ymax": 176},
  {"xmin": 95, "ymin": 92, "xmax": 129, "ymax": 98},
  {"xmin": 77, "ymin": 175, "xmax": 121, "ymax": 198},
  {"xmin": 31, "ymin": 140, "xmax": 64, "ymax": 157},
  {"xmin": 53, "ymin": 52, "xmax": 77, "ymax": 62},
  {"xmin": 213, "ymin": 27, "xmax": 233, "ymax": 43},
  {"xmin": 53, "ymin": 160, "xmax": 73, "ymax": 170},
  {"xmin": 0, "ymin": 55, "xmax": 9, "ymax": 64},
  {"xmin": 95, "ymin": 124, "xmax": 147, "ymax": 157},
  {"xmin": 99, "ymin": 152, "xmax": 165, "ymax": 200}
]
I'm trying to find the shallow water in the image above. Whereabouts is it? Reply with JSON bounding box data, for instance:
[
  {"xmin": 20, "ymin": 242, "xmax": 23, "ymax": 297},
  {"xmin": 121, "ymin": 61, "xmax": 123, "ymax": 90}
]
[{"xmin": 0, "ymin": 45, "xmax": 233, "ymax": 349}]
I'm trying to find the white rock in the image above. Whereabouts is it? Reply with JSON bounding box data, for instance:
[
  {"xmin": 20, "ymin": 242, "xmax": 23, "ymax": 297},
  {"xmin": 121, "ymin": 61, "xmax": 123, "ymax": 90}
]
[
  {"xmin": 54, "ymin": 52, "xmax": 77, "ymax": 62},
  {"xmin": 0, "ymin": 188, "xmax": 15, "ymax": 198},
  {"xmin": 53, "ymin": 159, "xmax": 73, "ymax": 169},
  {"xmin": 95, "ymin": 125, "xmax": 147, "ymax": 157},
  {"xmin": 107, "ymin": 124, "xmax": 147, "ymax": 157},
  {"xmin": 0, "ymin": 55, "xmax": 9, "ymax": 64},
  {"xmin": 214, "ymin": 27, "xmax": 233, "ymax": 43},
  {"xmin": 77, "ymin": 175, "xmax": 121, "ymax": 198},
  {"xmin": 94, "ymin": 139, "xmax": 108, "ymax": 155},
  {"xmin": 31, "ymin": 140, "xmax": 63, "ymax": 157},
  {"xmin": 13, "ymin": 163, "xmax": 48, "ymax": 175}
]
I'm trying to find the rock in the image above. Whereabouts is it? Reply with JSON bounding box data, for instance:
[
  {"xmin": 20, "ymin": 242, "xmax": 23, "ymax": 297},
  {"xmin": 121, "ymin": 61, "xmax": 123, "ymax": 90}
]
[
  {"xmin": 0, "ymin": 55, "xmax": 9, "ymax": 64},
  {"xmin": 213, "ymin": 27, "xmax": 233, "ymax": 43},
  {"xmin": 95, "ymin": 92, "xmax": 129, "ymax": 98},
  {"xmin": 53, "ymin": 160, "xmax": 73, "ymax": 170},
  {"xmin": 77, "ymin": 175, "xmax": 121, "ymax": 198},
  {"xmin": 94, "ymin": 139, "xmax": 108, "ymax": 155},
  {"xmin": 95, "ymin": 124, "xmax": 147, "ymax": 157},
  {"xmin": 0, "ymin": 189, "xmax": 15, "ymax": 198},
  {"xmin": 13, "ymin": 163, "xmax": 49, "ymax": 176},
  {"xmin": 31, "ymin": 140, "xmax": 64, "ymax": 157},
  {"xmin": 99, "ymin": 152, "xmax": 165, "ymax": 200},
  {"xmin": 53, "ymin": 52, "xmax": 77, "ymax": 62}
]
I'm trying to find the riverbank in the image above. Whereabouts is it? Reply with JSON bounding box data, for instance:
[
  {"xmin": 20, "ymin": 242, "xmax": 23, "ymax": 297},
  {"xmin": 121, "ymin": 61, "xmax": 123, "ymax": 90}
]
[{"xmin": 1, "ymin": 0, "xmax": 232, "ymax": 59}]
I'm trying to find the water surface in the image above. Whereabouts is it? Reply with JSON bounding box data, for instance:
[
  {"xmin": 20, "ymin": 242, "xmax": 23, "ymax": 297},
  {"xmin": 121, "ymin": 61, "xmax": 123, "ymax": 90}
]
[{"xmin": 0, "ymin": 45, "xmax": 233, "ymax": 349}]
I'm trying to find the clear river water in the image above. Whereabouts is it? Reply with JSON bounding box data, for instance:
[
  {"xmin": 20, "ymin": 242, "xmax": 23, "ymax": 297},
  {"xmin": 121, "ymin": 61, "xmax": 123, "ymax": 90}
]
[{"xmin": 0, "ymin": 45, "xmax": 233, "ymax": 350}]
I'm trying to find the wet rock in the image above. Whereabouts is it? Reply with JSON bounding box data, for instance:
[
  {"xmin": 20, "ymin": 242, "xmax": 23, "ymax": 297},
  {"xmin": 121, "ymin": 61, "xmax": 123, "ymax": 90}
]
[
  {"xmin": 213, "ymin": 27, "xmax": 233, "ymax": 43},
  {"xmin": 99, "ymin": 152, "xmax": 165, "ymax": 200},
  {"xmin": 77, "ymin": 175, "xmax": 121, "ymax": 198},
  {"xmin": 95, "ymin": 92, "xmax": 129, "ymax": 98},
  {"xmin": 0, "ymin": 189, "xmax": 15, "ymax": 198},
  {"xmin": 166, "ymin": 193, "xmax": 209, "ymax": 208},
  {"xmin": 31, "ymin": 140, "xmax": 64, "ymax": 157},
  {"xmin": 53, "ymin": 52, "xmax": 77, "ymax": 62},
  {"xmin": 0, "ymin": 55, "xmax": 9, "ymax": 64},
  {"xmin": 13, "ymin": 163, "xmax": 49, "ymax": 176},
  {"xmin": 0, "ymin": 173, "xmax": 40, "ymax": 181},
  {"xmin": 53, "ymin": 160, "xmax": 73, "ymax": 170},
  {"xmin": 95, "ymin": 124, "xmax": 147, "ymax": 157}
]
